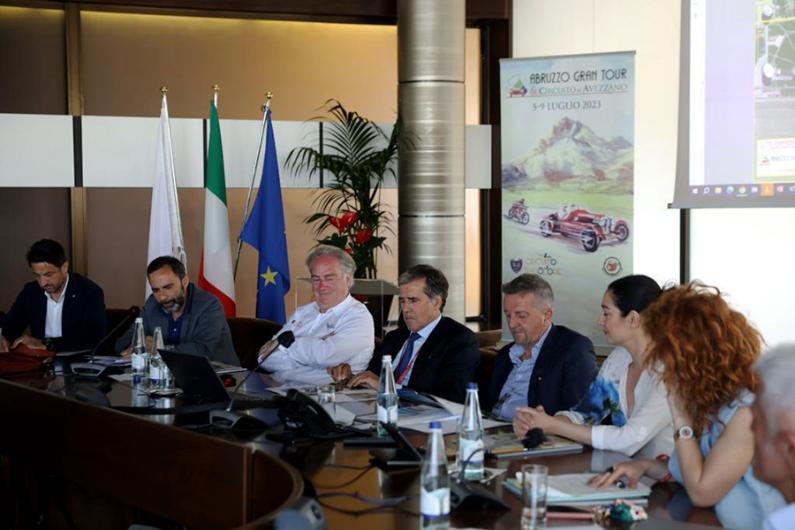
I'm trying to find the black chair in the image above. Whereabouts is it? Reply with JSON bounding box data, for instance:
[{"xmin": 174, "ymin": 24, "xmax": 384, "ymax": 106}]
[
  {"xmin": 99, "ymin": 307, "xmax": 139, "ymax": 355},
  {"xmin": 226, "ymin": 317, "xmax": 282, "ymax": 369}
]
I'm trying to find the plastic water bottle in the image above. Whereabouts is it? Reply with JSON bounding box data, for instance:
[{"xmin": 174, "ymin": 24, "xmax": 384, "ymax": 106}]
[
  {"xmin": 458, "ymin": 382, "xmax": 485, "ymax": 480},
  {"xmin": 148, "ymin": 327, "xmax": 166, "ymax": 389},
  {"xmin": 377, "ymin": 354, "xmax": 398, "ymax": 437},
  {"xmin": 130, "ymin": 317, "xmax": 148, "ymax": 384},
  {"xmin": 421, "ymin": 421, "xmax": 450, "ymax": 528}
]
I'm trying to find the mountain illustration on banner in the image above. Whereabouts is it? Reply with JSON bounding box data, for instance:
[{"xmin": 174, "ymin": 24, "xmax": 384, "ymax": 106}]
[{"xmin": 503, "ymin": 117, "xmax": 633, "ymax": 193}]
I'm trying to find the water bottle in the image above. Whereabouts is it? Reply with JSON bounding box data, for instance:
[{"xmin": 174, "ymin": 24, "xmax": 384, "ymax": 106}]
[
  {"xmin": 421, "ymin": 421, "xmax": 450, "ymax": 528},
  {"xmin": 130, "ymin": 318, "xmax": 148, "ymax": 384},
  {"xmin": 458, "ymin": 382, "xmax": 485, "ymax": 480},
  {"xmin": 148, "ymin": 327, "xmax": 165, "ymax": 389},
  {"xmin": 377, "ymin": 354, "xmax": 398, "ymax": 437}
]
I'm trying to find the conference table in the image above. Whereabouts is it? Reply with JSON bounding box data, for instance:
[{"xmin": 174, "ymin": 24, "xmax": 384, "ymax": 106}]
[{"xmin": 0, "ymin": 365, "xmax": 723, "ymax": 529}]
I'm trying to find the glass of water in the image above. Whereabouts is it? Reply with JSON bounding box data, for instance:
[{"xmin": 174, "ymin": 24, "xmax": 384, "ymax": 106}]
[
  {"xmin": 521, "ymin": 464, "xmax": 548, "ymax": 529},
  {"xmin": 317, "ymin": 384, "xmax": 336, "ymax": 422}
]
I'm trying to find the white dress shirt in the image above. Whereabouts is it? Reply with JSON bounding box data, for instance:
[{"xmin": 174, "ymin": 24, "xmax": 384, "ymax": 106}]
[
  {"xmin": 44, "ymin": 273, "xmax": 69, "ymax": 339},
  {"xmin": 392, "ymin": 314, "xmax": 442, "ymax": 387},
  {"xmin": 764, "ymin": 502, "xmax": 795, "ymax": 530},
  {"xmin": 262, "ymin": 294, "xmax": 374, "ymax": 385}
]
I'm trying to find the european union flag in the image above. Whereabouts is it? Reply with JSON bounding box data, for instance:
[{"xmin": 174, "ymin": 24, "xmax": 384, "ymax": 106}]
[{"xmin": 240, "ymin": 109, "xmax": 290, "ymax": 323}]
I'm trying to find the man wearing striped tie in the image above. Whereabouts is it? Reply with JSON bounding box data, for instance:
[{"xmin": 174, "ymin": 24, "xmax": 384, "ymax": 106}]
[{"xmin": 329, "ymin": 264, "xmax": 480, "ymax": 403}]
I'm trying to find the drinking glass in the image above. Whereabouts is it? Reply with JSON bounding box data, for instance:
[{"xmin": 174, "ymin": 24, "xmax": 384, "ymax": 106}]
[
  {"xmin": 521, "ymin": 464, "xmax": 548, "ymax": 528},
  {"xmin": 317, "ymin": 384, "xmax": 336, "ymax": 422}
]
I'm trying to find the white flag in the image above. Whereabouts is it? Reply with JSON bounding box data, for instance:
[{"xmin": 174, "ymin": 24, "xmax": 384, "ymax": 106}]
[{"xmin": 147, "ymin": 93, "xmax": 187, "ymax": 296}]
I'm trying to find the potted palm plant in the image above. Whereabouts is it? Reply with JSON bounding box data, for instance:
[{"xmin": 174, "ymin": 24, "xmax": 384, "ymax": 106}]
[
  {"xmin": 287, "ymin": 100, "xmax": 404, "ymax": 336},
  {"xmin": 286, "ymin": 100, "xmax": 401, "ymax": 279}
]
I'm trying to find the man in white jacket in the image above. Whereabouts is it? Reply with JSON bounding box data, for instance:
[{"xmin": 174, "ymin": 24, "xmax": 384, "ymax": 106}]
[{"xmin": 258, "ymin": 245, "xmax": 374, "ymax": 385}]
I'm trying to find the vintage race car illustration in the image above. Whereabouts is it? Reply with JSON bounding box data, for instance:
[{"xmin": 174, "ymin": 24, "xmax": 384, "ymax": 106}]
[{"xmin": 539, "ymin": 206, "xmax": 630, "ymax": 252}]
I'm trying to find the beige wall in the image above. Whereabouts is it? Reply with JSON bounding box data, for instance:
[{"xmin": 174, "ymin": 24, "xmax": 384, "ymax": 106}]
[
  {"xmin": 72, "ymin": 10, "xmax": 483, "ymax": 317},
  {"xmin": 0, "ymin": 6, "xmax": 66, "ymax": 115}
]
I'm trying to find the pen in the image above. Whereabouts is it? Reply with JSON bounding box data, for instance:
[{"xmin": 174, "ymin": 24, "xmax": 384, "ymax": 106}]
[{"xmin": 547, "ymin": 511, "xmax": 594, "ymax": 520}]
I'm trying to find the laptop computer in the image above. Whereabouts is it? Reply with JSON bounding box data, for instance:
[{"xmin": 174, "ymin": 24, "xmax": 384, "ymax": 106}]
[
  {"xmin": 160, "ymin": 350, "xmax": 232, "ymax": 406},
  {"xmin": 160, "ymin": 350, "xmax": 279, "ymax": 430}
]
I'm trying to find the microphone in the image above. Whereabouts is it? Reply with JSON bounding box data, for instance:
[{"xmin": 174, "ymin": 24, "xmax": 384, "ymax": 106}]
[
  {"xmin": 209, "ymin": 331, "xmax": 295, "ymax": 431},
  {"xmin": 71, "ymin": 306, "xmax": 141, "ymax": 378},
  {"xmin": 450, "ymin": 428, "xmax": 545, "ymax": 512},
  {"xmin": 227, "ymin": 331, "xmax": 295, "ymax": 412},
  {"xmin": 257, "ymin": 330, "xmax": 295, "ymax": 364}
]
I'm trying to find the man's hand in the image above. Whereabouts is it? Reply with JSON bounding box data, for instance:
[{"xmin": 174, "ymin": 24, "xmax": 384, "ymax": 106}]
[
  {"xmin": 145, "ymin": 335, "xmax": 154, "ymax": 353},
  {"xmin": 0, "ymin": 336, "xmax": 9, "ymax": 353},
  {"xmin": 12, "ymin": 335, "xmax": 46, "ymax": 350},
  {"xmin": 347, "ymin": 370, "xmax": 379, "ymax": 390},
  {"xmin": 257, "ymin": 338, "xmax": 279, "ymax": 364},
  {"xmin": 328, "ymin": 363, "xmax": 353, "ymax": 383}
]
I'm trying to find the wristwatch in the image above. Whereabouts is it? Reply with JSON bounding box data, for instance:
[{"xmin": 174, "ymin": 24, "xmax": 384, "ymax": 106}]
[{"xmin": 675, "ymin": 425, "xmax": 694, "ymax": 440}]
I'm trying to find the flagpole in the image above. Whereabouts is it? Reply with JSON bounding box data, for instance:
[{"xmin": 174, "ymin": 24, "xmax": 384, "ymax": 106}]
[
  {"xmin": 160, "ymin": 86, "xmax": 188, "ymax": 269},
  {"xmin": 234, "ymin": 92, "xmax": 272, "ymax": 279}
]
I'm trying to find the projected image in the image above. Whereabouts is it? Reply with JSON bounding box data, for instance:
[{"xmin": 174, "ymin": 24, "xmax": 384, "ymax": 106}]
[
  {"xmin": 756, "ymin": 1, "xmax": 795, "ymax": 183},
  {"xmin": 681, "ymin": 0, "xmax": 795, "ymax": 205},
  {"xmin": 756, "ymin": 0, "xmax": 795, "ymax": 96}
]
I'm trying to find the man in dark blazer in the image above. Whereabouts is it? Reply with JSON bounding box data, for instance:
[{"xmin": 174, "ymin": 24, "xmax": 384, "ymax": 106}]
[
  {"xmin": 483, "ymin": 274, "xmax": 597, "ymax": 419},
  {"xmin": 0, "ymin": 239, "xmax": 106, "ymax": 353},
  {"xmin": 114, "ymin": 256, "xmax": 238, "ymax": 365},
  {"xmin": 329, "ymin": 264, "xmax": 480, "ymax": 403}
]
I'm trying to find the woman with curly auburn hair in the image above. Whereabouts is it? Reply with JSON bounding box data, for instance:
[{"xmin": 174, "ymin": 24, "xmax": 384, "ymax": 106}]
[{"xmin": 592, "ymin": 282, "xmax": 785, "ymax": 529}]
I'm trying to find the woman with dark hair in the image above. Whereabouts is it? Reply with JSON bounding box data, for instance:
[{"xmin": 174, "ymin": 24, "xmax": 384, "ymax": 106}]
[
  {"xmin": 592, "ymin": 282, "xmax": 785, "ymax": 529},
  {"xmin": 513, "ymin": 274, "xmax": 673, "ymax": 457}
]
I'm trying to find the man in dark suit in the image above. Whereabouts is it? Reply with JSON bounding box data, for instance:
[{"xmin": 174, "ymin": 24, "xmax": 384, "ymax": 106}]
[
  {"xmin": 329, "ymin": 264, "xmax": 480, "ymax": 403},
  {"xmin": 483, "ymin": 273, "xmax": 597, "ymax": 420},
  {"xmin": 0, "ymin": 239, "xmax": 106, "ymax": 353}
]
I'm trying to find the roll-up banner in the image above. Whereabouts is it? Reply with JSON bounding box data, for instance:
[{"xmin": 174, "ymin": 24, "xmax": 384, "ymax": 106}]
[{"xmin": 500, "ymin": 52, "xmax": 635, "ymax": 346}]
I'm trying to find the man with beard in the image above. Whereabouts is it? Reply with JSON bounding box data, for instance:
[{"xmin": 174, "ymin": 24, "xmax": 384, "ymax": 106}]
[
  {"xmin": 1, "ymin": 239, "xmax": 106, "ymax": 353},
  {"xmin": 115, "ymin": 256, "xmax": 237, "ymax": 365}
]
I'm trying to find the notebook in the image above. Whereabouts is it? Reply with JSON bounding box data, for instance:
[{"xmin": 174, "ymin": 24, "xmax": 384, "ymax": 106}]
[{"xmin": 503, "ymin": 472, "xmax": 651, "ymax": 506}]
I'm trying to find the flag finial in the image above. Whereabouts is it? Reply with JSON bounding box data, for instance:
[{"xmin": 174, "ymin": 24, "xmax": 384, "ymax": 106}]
[{"xmin": 160, "ymin": 85, "xmax": 168, "ymax": 94}]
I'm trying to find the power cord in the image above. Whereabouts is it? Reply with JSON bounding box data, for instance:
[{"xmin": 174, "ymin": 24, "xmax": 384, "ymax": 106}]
[
  {"xmin": 312, "ymin": 465, "xmax": 374, "ymax": 489},
  {"xmin": 316, "ymin": 492, "xmax": 415, "ymax": 516}
]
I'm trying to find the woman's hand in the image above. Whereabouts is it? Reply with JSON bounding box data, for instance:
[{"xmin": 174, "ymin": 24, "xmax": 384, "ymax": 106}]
[
  {"xmin": 588, "ymin": 459, "xmax": 654, "ymax": 489},
  {"xmin": 512, "ymin": 405, "xmax": 555, "ymax": 437}
]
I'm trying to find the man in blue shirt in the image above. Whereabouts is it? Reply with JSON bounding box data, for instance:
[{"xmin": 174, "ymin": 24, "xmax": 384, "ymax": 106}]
[{"xmin": 484, "ymin": 273, "xmax": 597, "ymax": 419}]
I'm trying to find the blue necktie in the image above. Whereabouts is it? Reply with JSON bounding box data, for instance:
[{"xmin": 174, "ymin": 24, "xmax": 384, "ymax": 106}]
[{"xmin": 393, "ymin": 332, "xmax": 421, "ymax": 380}]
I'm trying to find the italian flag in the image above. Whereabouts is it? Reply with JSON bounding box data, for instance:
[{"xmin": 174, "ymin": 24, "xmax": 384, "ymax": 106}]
[{"xmin": 198, "ymin": 101, "xmax": 236, "ymax": 316}]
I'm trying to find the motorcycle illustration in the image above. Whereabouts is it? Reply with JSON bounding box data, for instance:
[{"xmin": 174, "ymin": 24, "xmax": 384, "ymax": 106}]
[{"xmin": 506, "ymin": 199, "xmax": 530, "ymax": 225}]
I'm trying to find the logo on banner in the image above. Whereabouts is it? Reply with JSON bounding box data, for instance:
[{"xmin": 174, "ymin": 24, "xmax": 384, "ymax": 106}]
[
  {"xmin": 510, "ymin": 258, "xmax": 523, "ymax": 273},
  {"xmin": 603, "ymin": 257, "xmax": 622, "ymax": 276}
]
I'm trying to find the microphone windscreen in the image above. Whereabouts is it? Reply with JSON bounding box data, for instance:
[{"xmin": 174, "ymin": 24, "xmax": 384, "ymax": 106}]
[
  {"xmin": 522, "ymin": 428, "xmax": 545, "ymax": 449},
  {"xmin": 278, "ymin": 330, "xmax": 296, "ymax": 348}
]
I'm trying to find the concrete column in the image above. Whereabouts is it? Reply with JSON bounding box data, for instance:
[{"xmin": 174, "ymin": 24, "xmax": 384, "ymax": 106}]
[{"xmin": 397, "ymin": 0, "xmax": 466, "ymax": 321}]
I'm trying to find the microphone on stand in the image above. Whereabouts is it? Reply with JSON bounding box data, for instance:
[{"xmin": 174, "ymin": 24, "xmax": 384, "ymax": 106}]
[
  {"xmin": 209, "ymin": 331, "xmax": 295, "ymax": 431},
  {"xmin": 256, "ymin": 330, "xmax": 295, "ymax": 365},
  {"xmin": 71, "ymin": 307, "xmax": 141, "ymax": 378},
  {"xmin": 450, "ymin": 428, "xmax": 545, "ymax": 511}
]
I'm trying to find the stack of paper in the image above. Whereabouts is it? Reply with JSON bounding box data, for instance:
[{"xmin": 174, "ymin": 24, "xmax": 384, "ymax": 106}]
[{"xmin": 504, "ymin": 473, "xmax": 651, "ymax": 506}]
